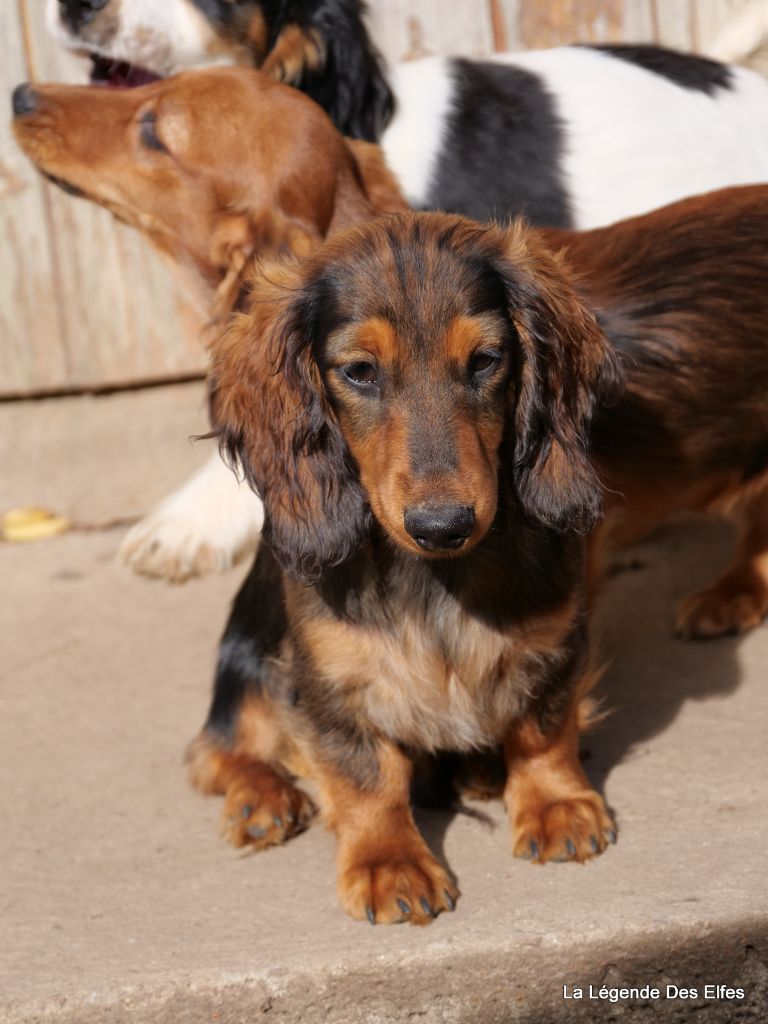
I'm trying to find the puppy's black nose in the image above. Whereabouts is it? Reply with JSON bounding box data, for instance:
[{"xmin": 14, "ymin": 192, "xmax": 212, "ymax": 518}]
[
  {"xmin": 404, "ymin": 505, "xmax": 475, "ymax": 552},
  {"xmin": 58, "ymin": 0, "xmax": 109, "ymax": 32},
  {"xmin": 12, "ymin": 83, "xmax": 38, "ymax": 118}
]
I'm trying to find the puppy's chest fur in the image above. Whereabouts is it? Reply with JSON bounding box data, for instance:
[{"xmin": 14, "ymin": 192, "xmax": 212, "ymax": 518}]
[{"xmin": 289, "ymin": 543, "xmax": 581, "ymax": 753}]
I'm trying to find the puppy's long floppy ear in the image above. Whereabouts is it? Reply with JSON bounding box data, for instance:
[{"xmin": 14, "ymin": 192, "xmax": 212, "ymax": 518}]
[
  {"xmin": 209, "ymin": 259, "xmax": 370, "ymax": 583},
  {"xmin": 261, "ymin": 1, "xmax": 394, "ymax": 141},
  {"xmin": 498, "ymin": 224, "xmax": 624, "ymax": 533}
]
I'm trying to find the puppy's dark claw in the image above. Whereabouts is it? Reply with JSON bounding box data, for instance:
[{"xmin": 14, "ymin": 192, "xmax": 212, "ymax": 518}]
[
  {"xmin": 566, "ymin": 839, "xmax": 576, "ymax": 856},
  {"xmin": 444, "ymin": 891, "xmax": 456, "ymax": 911},
  {"xmin": 241, "ymin": 804, "xmax": 253, "ymax": 819},
  {"xmin": 246, "ymin": 824, "xmax": 265, "ymax": 839},
  {"xmin": 366, "ymin": 907, "xmax": 376, "ymax": 925},
  {"xmin": 396, "ymin": 899, "xmax": 411, "ymax": 916},
  {"xmin": 419, "ymin": 897, "xmax": 434, "ymax": 917}
]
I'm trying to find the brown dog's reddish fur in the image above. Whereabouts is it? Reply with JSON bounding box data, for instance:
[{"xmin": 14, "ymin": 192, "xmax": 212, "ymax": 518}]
[{"xmin": 542, "ymin": 187, "xmax": 768, "ymax": 636}]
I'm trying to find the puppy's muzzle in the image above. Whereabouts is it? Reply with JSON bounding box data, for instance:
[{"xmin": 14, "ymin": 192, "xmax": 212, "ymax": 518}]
[{"xmin": 404, "ymin": 504, "xmax": 475, "ymax": 552}]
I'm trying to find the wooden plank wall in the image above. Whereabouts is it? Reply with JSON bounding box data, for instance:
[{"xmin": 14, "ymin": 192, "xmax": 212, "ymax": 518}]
[
  {"xmin": 0, "ymin": 2, "xmax": 206, "ymax": 398},
  {"xmin": 366, "ymin": 0, "xmax": 751, "ymax": 61},
  {"xmin": 0, "ymin": 0, "xmax": 756, "ymax": 396}
]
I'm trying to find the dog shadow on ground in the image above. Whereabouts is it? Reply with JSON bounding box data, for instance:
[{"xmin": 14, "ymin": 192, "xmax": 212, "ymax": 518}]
[
  {"xmin": 587, "ymin": 516, "xmax": 745, "ymax": 793},
  {"xmin": 414, "ymin": 516, "xmax": 749, "ymax": 871}
]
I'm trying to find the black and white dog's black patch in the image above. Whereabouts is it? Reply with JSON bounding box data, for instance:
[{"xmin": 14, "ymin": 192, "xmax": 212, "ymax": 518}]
[
  {"xmin": 423, "ymin": 60, "xmax": 572, "ymax": 228},
  {"xmin": 585, "ymin": 43, "xmax": 732, "ymax": 94},
  {"xmin": 383, "ymin": 45, "xmax": 768, "ymax": 229}
]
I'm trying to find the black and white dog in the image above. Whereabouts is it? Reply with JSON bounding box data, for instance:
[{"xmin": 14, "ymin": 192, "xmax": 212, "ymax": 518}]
[{"xmin": 48, "ymin": 0, "xmax": 768, "ymax": 580}]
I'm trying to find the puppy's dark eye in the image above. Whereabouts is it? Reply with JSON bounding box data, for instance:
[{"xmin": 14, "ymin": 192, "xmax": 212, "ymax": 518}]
[
  {"xmin": 343, "ymin": 361, "xmax": 379, "ymax": 388},
  {"xmin": 139, "ymin": 111, "xmax": 168, "ymax": 153},
  {"xmin": 469, "ymin": 350, "xmax": 501, "ymax": 379}
]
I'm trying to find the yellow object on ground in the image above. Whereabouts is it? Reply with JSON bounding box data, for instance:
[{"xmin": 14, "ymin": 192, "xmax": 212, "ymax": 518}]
[{"xmin": 1, "ymin": 507, "xmax": 70, "ymax": 542}]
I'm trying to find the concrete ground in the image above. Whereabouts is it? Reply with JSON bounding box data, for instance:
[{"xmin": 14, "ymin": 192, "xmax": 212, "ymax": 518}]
[{"xmin": 1, "ymin": 383, "xmax": 766, "ymax": 1024}]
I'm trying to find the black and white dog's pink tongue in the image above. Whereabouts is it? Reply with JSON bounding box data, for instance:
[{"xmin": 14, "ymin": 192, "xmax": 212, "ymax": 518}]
[{"xmin": 89, "ymin": 55, "xmax": 161, "ymax": 88}]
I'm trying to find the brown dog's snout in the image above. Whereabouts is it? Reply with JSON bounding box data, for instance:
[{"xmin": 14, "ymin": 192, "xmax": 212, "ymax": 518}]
[
  {"xmin": 11, "ymin": 83, "xmax": 38, "ymax": 118},
  {"xmin": 404, "ymin": 504, "xmax": 475, "ymax": 552}
]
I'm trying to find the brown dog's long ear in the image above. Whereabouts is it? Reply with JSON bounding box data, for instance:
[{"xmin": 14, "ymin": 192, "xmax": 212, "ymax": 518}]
[
  {"xmin": 209, "ymin": 259, "xmax": 370, "ymax": 583},
  {"xmin": 497, "ymin": 224, "xmax": 624, "ymax": 533},
  {"xmin": 205, "ymin": 212, "xmax": 322, "ymax": 345},
  {"xmin": 344, "ymin": 140, "xmax": 411, "ymax": 216}
]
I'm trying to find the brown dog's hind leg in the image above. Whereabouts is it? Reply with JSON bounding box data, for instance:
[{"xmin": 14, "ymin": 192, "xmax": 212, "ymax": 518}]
[
  {"xmin": 186, "ymin": 697, "xmax": 315, "ymax": 851},
  {"xmin": 316, "ymin": 743, "xmax": 458, "ymax": 926},
  {"xmin": 504, "ymin": 684, "xmax": 615, "ymax": 864},
  {"xmin": 676, "ymin": 485, "xmax": 768, "ymax": 640}
]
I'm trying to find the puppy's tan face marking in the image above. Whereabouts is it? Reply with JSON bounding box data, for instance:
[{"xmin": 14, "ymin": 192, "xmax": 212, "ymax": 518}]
[{"xmin": 325, "ymin": 310, "xmax": 511, "ymax": 557}]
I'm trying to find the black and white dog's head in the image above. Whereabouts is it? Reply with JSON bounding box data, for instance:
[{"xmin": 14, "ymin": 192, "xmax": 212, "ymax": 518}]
[{"xmin": 47, "ymin": 0, "xmax": 394, "ymax": 140}]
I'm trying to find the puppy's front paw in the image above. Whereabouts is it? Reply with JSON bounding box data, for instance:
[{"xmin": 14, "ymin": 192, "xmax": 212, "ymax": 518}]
[
  {"xmin": 512, "ymin": 789, "xmax": 615, "ymax": 864},
  {"xmin": 338, "ymin": 841, "xmax": 458, "ymax": 925},
  {"xmin": 675, "ymin": 571, "xmax": 768, "ymax": 639},
  {"xmin": 221, "ymin": 766, "xmax": 315, "ymax": 850}
]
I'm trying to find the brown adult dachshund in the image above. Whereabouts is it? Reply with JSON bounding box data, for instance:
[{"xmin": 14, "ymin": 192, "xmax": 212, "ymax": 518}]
[
  {"xmin": 560, "ymin": 190, "xmax": 768, "ymax": 637},
  {"xmin": 12, "ymin": 71, "xmax": 768, "ymax": 637}
]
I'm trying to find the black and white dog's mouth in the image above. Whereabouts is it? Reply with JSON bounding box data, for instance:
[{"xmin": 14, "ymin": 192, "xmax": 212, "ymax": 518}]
[{"xmin": 89, "ymin": 54, "xmax": 163, "ymax": 88}]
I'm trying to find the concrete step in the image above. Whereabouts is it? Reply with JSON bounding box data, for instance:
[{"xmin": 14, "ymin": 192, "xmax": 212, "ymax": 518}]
[{"xmin": 1, "ymin": 384, "xmax": 766, "ymax": 1023}]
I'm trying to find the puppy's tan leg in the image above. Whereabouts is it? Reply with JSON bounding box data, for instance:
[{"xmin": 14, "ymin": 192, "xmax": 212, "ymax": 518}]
[
  {"xmin": 504, "ymin": 686, "xmax": 615, "ymax": 864},
  {"xmin": 676, "ymin": 485, "xmax": 768, "ymax": 639},
  {"xmin": 186, "ymin": 697, "xmax": 315, "ymax": 851},
  {"xmin": 315, "ymin": 743, "xmax": 458, "ymax": 925}
]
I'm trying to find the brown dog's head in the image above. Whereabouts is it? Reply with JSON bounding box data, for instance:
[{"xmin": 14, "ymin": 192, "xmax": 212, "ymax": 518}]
[
  {"xmin": 211, "ymin": 213, "xmax": 623, "ymax": 583},
  {"xmin": 12, "ymin": 67, "xmax": 403, "ymax": 325}
]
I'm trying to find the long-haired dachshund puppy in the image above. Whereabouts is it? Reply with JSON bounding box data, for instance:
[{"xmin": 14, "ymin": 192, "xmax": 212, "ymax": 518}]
[
  {"xmin": 191, "ymin": 192, "xmax": 768, "ymax": 922},
  {"xmin": 193, "ymin": 211, "xmax": 623, "ymax": 924},
  {"xmin": 12, "ymin": 67, "xmax": 407, "ymax": 581},
  {"xmin": 48, "ymin": 0, "xmax": 768, "ymax": 230}
]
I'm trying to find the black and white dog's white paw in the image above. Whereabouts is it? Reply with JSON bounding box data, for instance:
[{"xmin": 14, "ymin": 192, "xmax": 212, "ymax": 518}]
[{"xmin": 119, "ymin": 451, "xmax": 263, "ymax": 583}]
